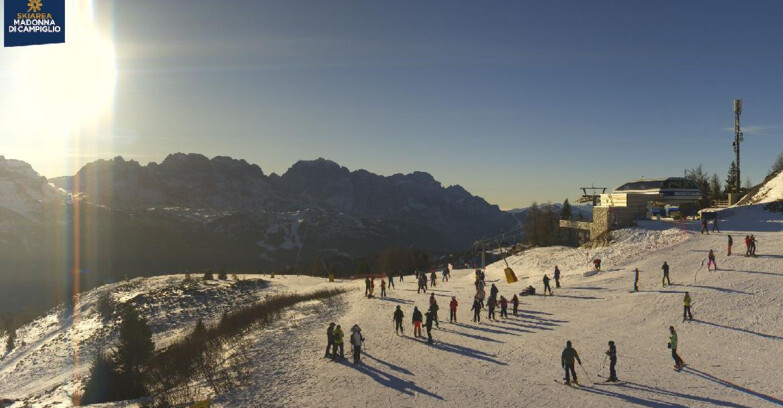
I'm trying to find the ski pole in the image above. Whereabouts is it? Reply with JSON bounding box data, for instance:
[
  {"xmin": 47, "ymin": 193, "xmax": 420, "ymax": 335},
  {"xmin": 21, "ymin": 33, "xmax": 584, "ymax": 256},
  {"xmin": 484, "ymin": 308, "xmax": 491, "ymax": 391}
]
[{"xmin": 580, "ymin": 363, "xmax": 593, "ymax": 384}]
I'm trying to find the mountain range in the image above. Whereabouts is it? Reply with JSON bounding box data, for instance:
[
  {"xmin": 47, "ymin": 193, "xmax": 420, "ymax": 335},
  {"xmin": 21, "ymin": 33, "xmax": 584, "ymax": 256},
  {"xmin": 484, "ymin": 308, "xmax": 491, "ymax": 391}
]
[{"xmin": 0, "ymin": 153, "xmax": 518, "ymax": 310}]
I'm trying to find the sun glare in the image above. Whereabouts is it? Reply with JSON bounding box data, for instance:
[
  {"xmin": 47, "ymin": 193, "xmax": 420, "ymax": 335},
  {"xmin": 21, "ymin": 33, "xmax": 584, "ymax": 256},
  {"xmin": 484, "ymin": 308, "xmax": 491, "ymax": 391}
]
[{"xmin": 7, "ymin": 0, "xmax": 116, "ymax": 140}]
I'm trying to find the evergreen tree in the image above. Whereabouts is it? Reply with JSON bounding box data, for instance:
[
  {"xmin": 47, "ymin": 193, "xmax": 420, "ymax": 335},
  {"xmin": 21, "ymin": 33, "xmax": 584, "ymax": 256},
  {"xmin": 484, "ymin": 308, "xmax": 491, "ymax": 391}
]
[
  {"xmin": 112, "ymin": 306, "xmax": 154, "ymax": 400},
  {"xmin": 725, "ymin": 160, "xmax": 739, "ymax": 194},
  {"xmin": 561, "ymin": 198, "xmax": 572, "ymax": 220},
  {"xmin": 769, "ymin": 151, "xmax": 783, "ymax": 177},
  {"xmin": 685, "ymin": 165, "xmax": 711, "ymax": 208},
  {"xmin": 217, "ymin": 269, "xmax": 228, "ymax": 280},
  {"xmin": 709, "ymin": 173, "xmax": 722, "ymax": 202},
  {"xmin": 522, "ymin": 202, "xmax": 539, "ymax": 246},
  {"xmin": 80, "ymin": 352, "xmax": 121, "ymax": 404},
  {"xmin": 203, "ymin": 269, "xmax": 214, "ymax": 281}
]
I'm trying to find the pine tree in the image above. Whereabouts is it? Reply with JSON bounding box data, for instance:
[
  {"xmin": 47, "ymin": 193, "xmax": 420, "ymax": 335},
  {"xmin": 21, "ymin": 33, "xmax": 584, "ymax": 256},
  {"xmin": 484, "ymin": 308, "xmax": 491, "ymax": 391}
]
[
  {"xmin": 685, "ymin": 165, "xmax": 711, "ymax": 208},
  {"xmin": 561, "ymin": 198, "xmax": 572, "ymax": 221},
  {"xmin": 522, "ymin": 202, "xmax": 539, "ymax": 246},
  {"xmin": 203, "ymin": 269, "xmax": 214, "ymax": 281},
  {"xmin": 725, "ymin": 160, "xmax": 739, "ymax": 194},
  {"xmin": 112, "ymin": 306, "xmax": 154, "ymax": 400},
  {"xmin": 709, "ymin": 173, "xmax": 722, "ymax": 202},
  {"xmin": 218, "ymin": 269, "xmax": 228, "ymax": 280},
  {"xmin": 80, "ymin": 352, "xmax": 121, "ymax": 404}
]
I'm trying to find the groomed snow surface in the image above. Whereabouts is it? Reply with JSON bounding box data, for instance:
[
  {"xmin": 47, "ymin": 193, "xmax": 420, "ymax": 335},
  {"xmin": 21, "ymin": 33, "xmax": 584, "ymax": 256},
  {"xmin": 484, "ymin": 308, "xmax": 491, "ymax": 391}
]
[{"xmin": 2, "ymin": 205, "xmax": 783, "ymax": 407}]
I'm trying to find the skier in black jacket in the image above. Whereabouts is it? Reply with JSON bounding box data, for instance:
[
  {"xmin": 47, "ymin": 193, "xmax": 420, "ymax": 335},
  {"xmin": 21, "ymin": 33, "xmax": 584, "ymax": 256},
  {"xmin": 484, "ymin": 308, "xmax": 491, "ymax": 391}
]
[
  {"xmin": 471, "ymin": 297, "xmax": 482, "ymax": 323},
  {"xmin": 605, "ymin": 341, "xmax": 618, "ymax": 382},
  {"xmin": 393, "ymin": 305, "xmax": 404, "ymax": 335},
  {"xmin": 561, "ymin": 340, "xmax": 582, "ymax": 385},
  {"xmin": 325, "ymin": 322, "xmax": 335, "ymax": 358},
  {"xmin": 424, "ymin": 310, "xmax": 434, "ymax": 343},
  {"xmin": 543, "ymin": 274, "xmax": 553, "ymax": 295},
  {"xmin": 412, "ymin": 307, "xmax": 423, "ymax": 338}
]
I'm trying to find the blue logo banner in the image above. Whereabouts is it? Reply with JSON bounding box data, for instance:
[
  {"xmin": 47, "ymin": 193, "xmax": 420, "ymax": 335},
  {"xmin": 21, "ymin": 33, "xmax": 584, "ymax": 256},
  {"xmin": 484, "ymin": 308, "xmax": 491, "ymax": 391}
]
[{"xmin": 4, "ymin": 0, "xmax": 65, "ymax": 47}]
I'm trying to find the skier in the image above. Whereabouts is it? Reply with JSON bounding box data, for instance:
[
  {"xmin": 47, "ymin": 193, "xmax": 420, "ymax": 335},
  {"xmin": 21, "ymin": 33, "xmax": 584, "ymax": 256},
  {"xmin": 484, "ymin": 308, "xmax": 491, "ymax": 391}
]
[
  {"xmin": 554, "ymin": 266, "xmax": 561, "ymax": 288},
  {"xmin": 325, "ymin": 322, "xmax": 336, "ymax": 358},
  {"xmin": 388, "ymin": 274, "xmax": 395, "ymax": 289},
  {"xmin": 471, "ymin": 297, "xmax": 482, "ymax": 323},
  {"xmin": 449, "ymin": 296, "xmax": 458, "ymax": 323},
  {"xmin": 417, "ymin": 274, "xmax": 427, "ymax": 294},
  {"xmin": 605, "ymin": 341, "xmax": 618, "ymax": 382},
  {"xmin": 499, "ymin": 296, "xmax": 508, "ymax": 318},
  {"xmin": 430, "ymin": 271, "xmax": 437, "ymax": 288},
  {"xmin": 561, "ymin": 340, "xmax": 582, "ymax": 385},
  {"xmin": 750, "ymin": 235, "xmax": 757, "ymax": 255},
  {"xmin": 424, "ymin": 310, "xmax": 434, "ymax": 343},
  {"xmin": 399, "ymin": 270, "xmax": 404, "ymax": 282},
  {"xmin": 661, "ymin": 261, "xmax": 671, "ymax": 287},
  {"xmin": 727, "ymin": 234, "xmax": 733, "ymax": 256},
  {"xmin": 701, "ymin": 217, "xmax": 709, "ymax": 234},
  {"xmin": 490, "ymin": 284, "xmax": 499, "ymax": 300},
  {"xmin": 412, "ymin": 306, "xmax": 423, "ymax": 338},
  {"xmin": 350, "ymin": 324, "xmax": 364, "ymax": 364},
  {"xmin": 369, "ymin": 278, "xmax": 376, "ymax": 298},
  {"xmin": 593, "ymin": 258, "xmax": 601, "ymax": 271},
  {"xmin": 380, "ymin": 279, "xmax": 387, "ymax": 298},
  {"xmin": 683, "ymin": 292, "xmax": 693, "ymax": 322},
  {"xmin": 487, "ymin": 296, "xmax": 497, "ymax": 320},
  {"xmin": 476, "ymin": 286, "xmax": 486, "ymax": 309},
  {"xmin": 393, "ymin": 305, "xmax": 404, "ymax": 335},
  {"xmin": 429, "ymin": 298, "xmax": 440, "ymax": 328},
  {"xmin": 744, "ymin": 235, "xmax": 751, "ymax": 256},
  {"xmin": 712, "ymin": 218, "xmax": 720, "ymax": 233},
  {"xmin": 669, "ymin": 326, "xmax": 685, "ymax": 369},
  {"xmin": 511, "ymin": 294, "xmax": 520, "ymax": 316},
  {"xmin": 543, "ymin": 274, "xmax": 553, "ymax": 296},
  {"xmin": 332, "ymin": 324, "xmax": 345, "ymax": 360},
  {"xmin": 442, "ymin": 266, "xmax": 450, "ymax": 282},
  {"xmin": 364, "ymin": 277, "xmax": 371, "ymax": 296},
  {"xmin": 633, "ymin": 268, "xmax": 640, "ymax": 292},
  {"xmin": 707, "ymin": 250, "xmax": 717, "ymax": 271}
]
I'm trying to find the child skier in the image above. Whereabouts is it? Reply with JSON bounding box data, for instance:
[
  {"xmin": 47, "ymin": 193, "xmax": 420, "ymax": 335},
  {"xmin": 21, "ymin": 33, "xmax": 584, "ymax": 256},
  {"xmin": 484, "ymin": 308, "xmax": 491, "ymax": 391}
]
[
  {"xmin": 707, "ymin": 250, "xmax": 717, "ymax": 271},
  {"xmin": 499, "ymin": 296, "xmax": 508, "ymax": 318},
  {"xmin": 332, "ymin": 325, "xmax": 344, "ymax": 360},
  {"xmin": 471, "ymin": 297, "xmax": 482, "ymax": 323},
  {"xmin": 554, "ymin": 266, "xmax": 561, "ymax": 288},
  {"xmin": 449, "ymin": 296, "xmax": 458, "ymax": 323},
  {"xmin": 380, "ymin": 279, "xmax": 387, "ymax": 298},
  {"xmin": 543, "ymin": 274, "xmax": 553, "ymax": 296},
  {"xmin": 683, "ymin": 292, "xmax": 693, "ymax": 322},
  {"xmin": 511, "ymin": 294, "xmax": 520, "ymax": 316},
  {"xmin": 393, "ymin": 305, "xmax": 404, "ymax": 335},
  {"xmin": 412, "ymin": 306, "xmax": 423, "ymax": 338},
  {"xmin": 350, "ymin": 324, "xmax": 364, "ymax": 364},
  {"xmin": 487, "ymin": 297, "xmax": 497, "ymax": 320}
]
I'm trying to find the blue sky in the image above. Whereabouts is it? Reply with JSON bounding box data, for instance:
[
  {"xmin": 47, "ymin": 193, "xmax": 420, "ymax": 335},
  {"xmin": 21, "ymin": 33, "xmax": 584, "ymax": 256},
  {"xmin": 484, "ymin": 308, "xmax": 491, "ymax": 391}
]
[{"xmin": 2, "ymin": 1, "xmax": 783, "ymax": 209}]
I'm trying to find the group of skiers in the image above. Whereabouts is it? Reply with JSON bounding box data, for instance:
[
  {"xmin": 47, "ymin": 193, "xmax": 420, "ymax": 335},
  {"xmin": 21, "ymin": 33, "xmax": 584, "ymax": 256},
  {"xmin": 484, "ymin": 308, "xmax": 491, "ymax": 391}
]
[
  {"xmin": 325, "ymin": 322, "xmax": 365, "ymax": 364},
  {"xmin": 700, "ymin": 217, "xmax": 719, "ymax": 234}
]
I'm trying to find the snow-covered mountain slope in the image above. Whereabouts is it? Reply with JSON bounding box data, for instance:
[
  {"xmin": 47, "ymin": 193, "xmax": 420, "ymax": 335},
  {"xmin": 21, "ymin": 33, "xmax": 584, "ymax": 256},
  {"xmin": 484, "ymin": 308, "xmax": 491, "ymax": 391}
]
[
  {"xmin": 3, "ymin": 205, "xmax": 783, "ymax": 407},
  {"xmin": 737, "ymin": 169, "xmax": 783, "ymax": 205},
  {"xmin": 0, "ymin": 156, "xmax": 60, "ymax": 222}
]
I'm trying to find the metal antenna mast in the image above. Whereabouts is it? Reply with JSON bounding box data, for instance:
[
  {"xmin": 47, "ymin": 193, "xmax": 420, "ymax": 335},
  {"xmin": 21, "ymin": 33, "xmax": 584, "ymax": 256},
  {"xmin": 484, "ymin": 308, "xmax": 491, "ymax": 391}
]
[{"xmin": 732, "ymin": 99, "xmax": 743, "ymax": 193}]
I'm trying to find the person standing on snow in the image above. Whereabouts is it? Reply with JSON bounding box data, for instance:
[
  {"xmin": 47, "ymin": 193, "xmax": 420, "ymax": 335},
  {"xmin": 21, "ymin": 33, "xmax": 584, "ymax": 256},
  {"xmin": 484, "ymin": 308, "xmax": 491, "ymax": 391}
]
[
  {"xmin": 683, "ymin": 292, "xmax": 693, "ymax": 322},
  {"xmin": 332, "ymin": 325, "xmax": 345, "ymax": 360},
  {"xmin": 449, "ymin": 296, "xmax": 458, "ymax": 323},
  {"xmin": 605, "ymin": 341, "xmax": 618, "ymax": 382},
  {"xmin": 364, "ymin": 277, "xmax": 371, "ymax": 296},
  {"xmin": 399, "ymin": 270, "xmax": 404, "ymax": 282},
  {"xmin": 707, "ymin": 250, "xmax": 717, "ymax": 271},
  {"xmin": 471, "ymin": 297, "xmax": 482, "ymax": 323},
  {"xmin": 499, "ymin": 296, "xmax": 508, "ymax": 318},
  {"xmin": 511, "ymin": 294, "xmax": 520, "ymax": 316},
  {"xmin": 380, "ymin": 279, "xmax": 387, "ymax": 298},
  {"xmin": 442, "ymin": 265, "xmax": 450, "ymax": 282},
  {"xmin": 417, "ymin": 274, "xmax": 427, "ymax": 294},
  {"xmin": 350, "ymin": 324, "xmax": 364, "ymax": 364},
  {"xmin": 727, "ymin": 235, "xmax": 733, "ymax": 256},
  {"xmin": 543, "ymin": 274, "xmax": 553, "ymax": 296},
  {"xmin": 424, "ymin": 310, "xmax": 435, "ymax": 343},
  {"xmin": 430, "ymin": 271, "xmax": 437, "ymax": 288},
  {"xmin": 476, "ymin": 286, "xmax": 486, "ymax": 309},
  {"xmin": 487, "ymin": 297, "xmax": 497, "ymax": 320},
  {"xmin": 369, "ymin": 278, "xmax": 376, "ymax": 297},
  {"xmin": 701, "ymin": 217, "xmax": 709, "ymax": 234},
  {"xmin": 388, "ymin": 274, "xmax": 395, "ymax": 289},
  {"xmin": 490, "ymin": 283, "xmax": 499, "ymax": 301},
  {"xmin": 669, "ymin": 326, "xmax": 685, "ymax": 369},
  {"xmin": 712, "ymin": 218, "xmax": 720, "ymax": 233},
  {"xmin": 633, "ymin": 268, "xmax": 640, "ymax": 292},
  {"xmin": 429, "ymin": 301, "xmax": 440, "ymax": 328},
  {"xmin": 561, "ymin": 340, "xmax": 582, "ymax": 385},
  {"xmin": 554, "ymin": 266, "xmax": 561, "ymax": 288},
  {"xmin": 744, "ymin": 235, "xmax": 751, "ymax": 256},
  {"xmin": 393, "ymin": 305, "xmax": 404, "ymax": 335},
  {"xmin": 750, "ymin": 235, "xmax": 757, "ymax": 255},
  {"xmin": 412, "ymin": 306, "xmax": 423, "ymax": 338},
  {"xmin": 661, "ymin": 261, "xmax": 671, "ymax": 287},
  {"xmin": 325, "ymin": 322, "xmax": 336, "ymax": 358}
]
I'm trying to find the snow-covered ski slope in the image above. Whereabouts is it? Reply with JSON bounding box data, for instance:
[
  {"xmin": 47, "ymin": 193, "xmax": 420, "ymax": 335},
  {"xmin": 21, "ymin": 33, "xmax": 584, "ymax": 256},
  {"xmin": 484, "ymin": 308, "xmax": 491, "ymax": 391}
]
[{"xmin": 2, "ymin": 204, "xmax": 783, "ymax": 407}]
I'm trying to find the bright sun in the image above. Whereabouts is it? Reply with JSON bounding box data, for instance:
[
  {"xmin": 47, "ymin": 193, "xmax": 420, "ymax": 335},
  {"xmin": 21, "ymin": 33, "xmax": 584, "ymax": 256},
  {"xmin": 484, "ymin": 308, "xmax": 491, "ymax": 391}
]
[{"xmin": 9, "ymin": 3, "xmax": 117, "ymax": 136}]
